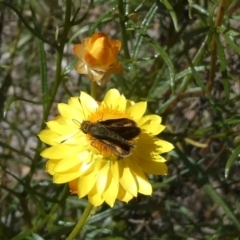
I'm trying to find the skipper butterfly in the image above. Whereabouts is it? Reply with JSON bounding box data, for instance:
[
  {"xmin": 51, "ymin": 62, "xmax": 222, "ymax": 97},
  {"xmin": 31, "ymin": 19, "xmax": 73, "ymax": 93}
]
[{"xmin": 81, "ymin": 118, "xmax": 141, "ymax": 157}]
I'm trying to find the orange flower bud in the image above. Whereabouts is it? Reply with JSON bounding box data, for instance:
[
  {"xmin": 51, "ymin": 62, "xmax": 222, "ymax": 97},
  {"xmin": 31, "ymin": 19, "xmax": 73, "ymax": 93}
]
[{"xmin": 73, "ymin": 33, "xmax": 123, "ymax": 85}]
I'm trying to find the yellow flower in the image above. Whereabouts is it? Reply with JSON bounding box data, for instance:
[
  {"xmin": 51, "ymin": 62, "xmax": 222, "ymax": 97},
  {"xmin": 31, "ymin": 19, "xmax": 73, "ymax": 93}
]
[
  {"xmin": 38, "ymin": 89, "xmax": 173, "ymax": 207},
  {"xmin": 73, "ymin": 33, "xmax": 123, "ymax": 85}
]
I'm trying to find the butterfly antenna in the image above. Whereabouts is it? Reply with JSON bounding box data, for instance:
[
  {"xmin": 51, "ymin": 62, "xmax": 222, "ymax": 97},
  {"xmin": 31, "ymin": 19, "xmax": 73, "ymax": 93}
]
[{"xmin": 60, "ymin": 129, "xmax": 80, "ymax": 143}]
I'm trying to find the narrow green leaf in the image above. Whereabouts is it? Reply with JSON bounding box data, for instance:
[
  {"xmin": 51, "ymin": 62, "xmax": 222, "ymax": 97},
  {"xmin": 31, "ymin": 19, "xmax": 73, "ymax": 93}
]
[
  {"xmin": 161, "ymin": 0, "xmax": 179, "ymax": 32},
  {"xmin": 89, "ymin": 7, "xmax": 116, "ymax": 35},
  {"xmin": 192, "ymin": 3, "xmax": 209, "ymax": 16},
  {"xmin": 3, "ymin": 96, "xmax": 15, "ymax": 118},
  {"xmin": 132, "ymin": 3, "xmax": 158, "ymax": 59},
  {"xmin": 180, "ymin": 35, "xmax": 209, "ymax": 92},
  {"xmin": 223, "ymin": 33, "xmax": 240, "ymax": 56},
  {"xmin": 175, "ymin": 66, "xmax": 207, "ymax": 81},
  {"xmin": 217, "ymin": 26, "xmax": 240, "ymax": 37},
  {"xmin": 3, "ymin": 96, "xmax": 43, "ymax": 118},
  {"xmin": 62, "ymin": 77, "xmax": 74, "ymax": 97},
  {"xmin": 72, "ymin": 0, "xmax": 93, "ymax": 25},
  {"xmin": 63, "ymin": 58, "xmax": 78, "ymax": 75},
  {"xmin": 149, "ymin": 40, "xmax": 175, "ymax": 90},
  {"xmin": 184, "ymin": 46, "xmax": 205, "ymax": 90},
  {"xmin": 225, "ymin": 145, "xmax": 240, "ymax": 179},
  {"xmin": 32, "ymin": 233, "xmax": 45, "ymax": 240}
]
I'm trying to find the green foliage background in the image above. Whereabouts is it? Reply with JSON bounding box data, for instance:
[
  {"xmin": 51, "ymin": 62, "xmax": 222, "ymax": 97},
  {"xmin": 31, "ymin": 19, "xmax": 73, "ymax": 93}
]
[{"xmin": 1, "ymin": 0, "xmax": 240, "ymax": 239}]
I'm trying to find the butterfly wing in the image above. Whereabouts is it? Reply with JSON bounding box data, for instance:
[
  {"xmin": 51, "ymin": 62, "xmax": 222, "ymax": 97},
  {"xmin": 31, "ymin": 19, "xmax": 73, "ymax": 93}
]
[
  {"xmin": 99, "ymin": 118, "xmax": 141, "ymax": 140},
  {"xmin": 97, "ymin": 138, "xmax": 132, "ymax": 157}
]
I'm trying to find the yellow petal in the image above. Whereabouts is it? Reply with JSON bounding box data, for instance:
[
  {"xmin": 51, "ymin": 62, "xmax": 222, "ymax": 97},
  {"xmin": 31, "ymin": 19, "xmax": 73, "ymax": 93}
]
[
  {"xmin": 141, "ymin": 124, "xmax": 165, "ymax": 135},
  {"xmin": 138, "ymin": 115, "xmax": 162, "ymax": 126},
  {"xmin": 125, "ymin": 157, "xmax": 152, "ymax": 195},
  {"xmin": 78, "ymin": 171, "xmax": 98, "ymax": 197},
  {"xmin": 151, "ymin": 155, "xmax": 167, "ymax": 162},
  {"xmin": 103, "ymin": 89, "xmax": 120, "ymax": 107},
  {"xmin": 67, "ymin": 96, "xmax": 81, "ymax": 108},
  {"xmin": 54, "ymin": 152, "xmax": 83, "ymax": 172},
  {"xmin": 102, "ymin": 173, "xmax": 118, "ymax": 207},
  {"xmin": 46, "ymin": 120, "xmax": 78, "ymax": 136},
  {"xmin": 89, "ymin": 195, "xmax": 104, "ymax": 207},
  {"xmin": 38, "ymin": 129, "xmax": 59, "ymax": 146},
  {"xmin": 52, "ymin": 132, "xmax": 84, "ymax": 145},
  {"xmin": 79, "ymin": 92, "xmax": 99, "ymax": 111},
  {"xmin": 115, "ymin": 94, "xmax": 127, "ymax": 111},
  {"xmin": 127, "ymin": 102, "xmax": 147, "ymax": 120},
  {"xmin": 137, "ymin": 135, "xmax": 159, "ymax": 153},
  {"xmin": 119, "ymin": 161, "xmax": 137, "ymax": 197},
  {"xmin": 111, "ymin": 160, "xmax": 120, "ymax": 183},
  {"xmin": 53, "ymin": 170, "xmax": 82, "ymax": 183},
  {"xmin": 135, "ymin": 146, "xmax": 162, "ymax": 162},
  {"xmin": 96, "ymin": 161, "xmax": 109, "ymax": 194},
  {"xmin": 135, "ymin": 172, "xmax": 152, "ymax": 195},
  {"xmin": 41, "ymin": 145, "xmax": 78, "ymax": 159},
  {"xmin": 117, "ymin": 185, "xmax": 133, "ymax": 203},
  {"xmin": 58, "ymin": 103, "xmax": 83, "ymax": 121},
  {"xmin": 79, "ymin": 157, "xmax": 96, "ymax": 176},
  {"xmin": 155, "ymin": 139, "xmax": 174, "ymax": 153},
  {"xmin": 46, "ymin": 159, "xmax": 59, "ymax": 175},
  {"xmin": 138, "ymin": 160, "xmax": 168, "ymax": 175}
]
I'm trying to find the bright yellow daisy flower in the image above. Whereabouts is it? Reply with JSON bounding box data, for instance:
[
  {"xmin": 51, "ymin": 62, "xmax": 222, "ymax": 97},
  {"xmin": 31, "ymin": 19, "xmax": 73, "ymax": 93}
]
[{"xmin": 38, "ymin": 89, "xmax": 173, "ymax": 207}]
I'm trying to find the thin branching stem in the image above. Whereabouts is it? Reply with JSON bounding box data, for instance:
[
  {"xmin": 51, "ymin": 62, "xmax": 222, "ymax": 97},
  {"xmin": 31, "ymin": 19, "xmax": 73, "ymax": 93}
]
[{"xmin": 206, "ymin": 0, "xmax": 233, "ymax": 94}]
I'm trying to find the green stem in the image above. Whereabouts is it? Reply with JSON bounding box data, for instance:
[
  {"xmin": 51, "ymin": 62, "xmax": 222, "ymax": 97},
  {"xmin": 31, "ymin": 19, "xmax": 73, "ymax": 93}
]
[
  {"xmin": 30, "ymin": 0, "xmax": 72, "ymax": 187},
  {"xmin": 43, "ymin": 0, "xmax": 72, "ymax": 122},
  {"xmin": 91, "ymin": 81, "xmax": 97, "ymax": 99},
  {"xmin": 59, "ymin": 0, "xmax": 72, "ymax": 47},
  {"xmin": 66, "ymin": 201, "xmax": 94, "ymax": 240}
]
